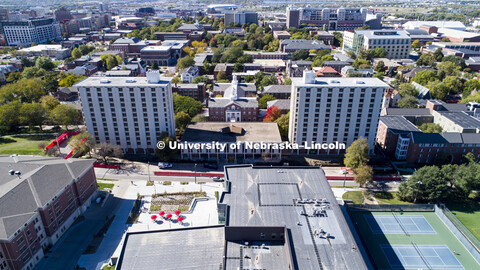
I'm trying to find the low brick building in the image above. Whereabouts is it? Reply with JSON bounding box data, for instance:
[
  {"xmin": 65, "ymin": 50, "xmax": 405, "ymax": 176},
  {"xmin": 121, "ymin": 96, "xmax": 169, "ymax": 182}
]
[
  {"xmin": 208, "ymin": 78, "xmax": 259, "ymax": 122},
  {"xmin": 0, "ymin": 156, "xmax": 98, "ymax": 270},
  {"xmin": 173, "ymin": 83, "xmax": 206, "ymax": 102}
]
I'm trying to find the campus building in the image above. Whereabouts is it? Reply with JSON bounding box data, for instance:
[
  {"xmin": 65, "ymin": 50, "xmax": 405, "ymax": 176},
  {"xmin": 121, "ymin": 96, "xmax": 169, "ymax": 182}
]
[
  {"xmin": 180, "ymin": 122, "xmax": 282, "ymax": 162},
  {"xmin": 286, "ymin": 6, "xmax": 368, "ymax": 30},
  {"xmin": 0, "ymin": 155, "xmax": 97, "ymax": 270},
  {"xmin": 1, "ymin": 17, "xmax": 61, "ymax": 46},
  {"xmin": 289, "ymin": 71, "xmax": 389, "ymax": 154},
  {"xmin": 343, "ymin": 30, "xmax": 411, "ymax": 59},
  {"xmin": 208, "ymin": 77, "xmax": 258, "ymax": 122},
  {"xmin": 76, "ymin": 71, "xmax": 175, "ymax": 154},
  {"xmin": 224, "ymin": 10, "xmax": 258, "ymax": 26},
  {"xmin": 377, "ymin": 100, "xmax": 480, "ymax": 163},
  {"xmin": 116, "ymin": 166, "xmax": 368, "ymax": 270}
]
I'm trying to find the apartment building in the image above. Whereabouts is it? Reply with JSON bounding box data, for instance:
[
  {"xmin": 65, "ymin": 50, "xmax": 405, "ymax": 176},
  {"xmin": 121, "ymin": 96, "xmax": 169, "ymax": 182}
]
[
  {"xmin": 0, "ymin": 155, "xmax": 97, "ymax": 270},
  {"xmin": 1, "ymin": 17, "xmax": 60, "ymax": 46},
  {"xmin": 289, "ymin": 71, "xmax": 389, "ymax": 154},
  {"xmin": 286, "ymin": 7, "xmax": 368, "ymax": 30},
  {"xmin": 76, "ymin": 71, "xmax": 175, "ymax": 154},
  {"xmin": 343, "ymin": 30, "xmax": 411, "ymax": 59},
  {"xmin": 224, "ymin": 10, "xmax": 258, "ymax": 26}
]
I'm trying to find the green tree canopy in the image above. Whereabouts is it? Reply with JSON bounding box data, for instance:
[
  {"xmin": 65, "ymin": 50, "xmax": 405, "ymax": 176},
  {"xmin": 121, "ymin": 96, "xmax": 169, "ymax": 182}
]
[
  {"xmin": 418, "ymin": 123, "xmax": 443, "ymax": 133},
  {"xmin": 355, "ymin": 165, "xmax": 373, "ymax": 187},
  {"xmin": 177, "ymin": 56, "xmax": 195, "ymax": 69},
  {"xmin": 344, "ymin": 138, "xmax": 369, "ymax": 169},
  {"xmin": 258, "ymin": 94, "xmax": 276, "ymax": 109},
  {"xmin": 58, "ymin": 74, "xmax": 86, "ymax": 87},
  {"xmin": 412, "ymin": 70, "xmax": 438, "ymax": 86},
  {"xmin": 174, "ymin": 111, "xmax": 191, "ymax": 134},
  {"xmin": 50, "ymin": 104, "xmax": 81, "ymax": 129},
  {"xmin": 292, "ymin": 50, "xmax": 309, "ymax": 61},
  {"xmin": 0, "ymin": 101, "xmax": 21, "ymax": 131},
  {"xmin": 398, "ymin": 83, "xmax": 419, "ymax": 97},
  {"xmin": 35, "ymin": 57, "xmax": 55, "ymax": 71},
  {"xmin": 0, "ymin": 78, "xmax": 46, "ymax": 103},
  {"xmin": 397, "ymin": 166, "xmax": 448, "ymax": 203},
  {"xmin": 19, "ymin": 102, "xmax": 47, "ymax": 129},
  {"xmin": 173, "ymin": 93, "xmax": 203, "ymax": 117},
  {"xmin": 398, "ymin": 95, "xmax": 418, "ymax": 108},
  {"xmin": 275, "ymin": 112, "xmax": 289, "ymax": 140}
]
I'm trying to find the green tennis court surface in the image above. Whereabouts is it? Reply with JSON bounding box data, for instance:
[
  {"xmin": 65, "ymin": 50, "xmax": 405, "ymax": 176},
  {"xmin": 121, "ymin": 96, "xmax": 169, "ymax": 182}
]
[{"xmin": 351, "ymin": 211, "xmax": 480, "ymax": 270}]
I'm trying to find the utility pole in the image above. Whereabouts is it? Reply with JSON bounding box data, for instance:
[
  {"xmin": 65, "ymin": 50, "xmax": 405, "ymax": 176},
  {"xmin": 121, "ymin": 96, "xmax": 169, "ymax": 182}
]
[{"xmin": 194, "ymin": 163, "xmax": 197, "ymax": 184}]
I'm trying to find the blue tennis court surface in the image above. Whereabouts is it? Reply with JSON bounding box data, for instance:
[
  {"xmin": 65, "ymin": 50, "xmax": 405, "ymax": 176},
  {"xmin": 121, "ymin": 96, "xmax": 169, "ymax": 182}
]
[
  {"xmin": 365, "ymin": 214, "xmax": 436, "ymax": 234},
  {"xmin": 381, "ymin": 245, "xmax": 464, "ymax": 269}
]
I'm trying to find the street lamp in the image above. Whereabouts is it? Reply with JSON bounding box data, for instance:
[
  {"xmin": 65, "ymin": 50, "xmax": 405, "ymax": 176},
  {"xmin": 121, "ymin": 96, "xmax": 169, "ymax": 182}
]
[
  {"xmin": 194, "ymin": 163, "xmax": 197, "ymax": 184},
  {"xmin": 414, "ymin": 181, "xmax": 422, "ymax": 203},
  {"xmin": 342, "ymin": 169, "xmax": 348, "ymax": 189}
]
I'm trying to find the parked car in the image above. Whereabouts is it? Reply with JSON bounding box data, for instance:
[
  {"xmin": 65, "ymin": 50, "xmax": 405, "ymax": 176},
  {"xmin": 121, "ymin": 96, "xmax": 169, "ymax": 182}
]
[
  {"xmin": 204, "ymin": 162, "xmax": 219, "ymax": 169},
  {"xmin": 212, "ymin": 177, "xmax": 224, "ymax": 182},
  {"xmin": 158, "ymin": 162, "xmax": 173, "ymax": 168}
]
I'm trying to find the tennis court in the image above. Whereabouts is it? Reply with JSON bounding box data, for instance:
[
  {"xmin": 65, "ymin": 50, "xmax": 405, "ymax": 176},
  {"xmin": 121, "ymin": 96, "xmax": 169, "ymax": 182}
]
[
  {"xmin": 381, "ymin": 244, "xmax": 463, "ymax": 269},
  {"xmin": 349, "ymin": 211, "xmax": 480, "ymax": 269},
  {"xmin": 365, "ymin": 214, "xmax": 436, "ymax": 234}
]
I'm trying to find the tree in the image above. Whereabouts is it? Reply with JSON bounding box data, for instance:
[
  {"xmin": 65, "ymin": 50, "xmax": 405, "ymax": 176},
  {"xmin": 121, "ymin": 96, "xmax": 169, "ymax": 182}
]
[
  {"xmin": 275, "ymin": 113, "xmax": 289, "ymax": 140},
  {"xmin": 19, "ymin": 103, "xmax": 47, "ymax": 129},
  {"xmin": 155, "ymin": 132, "xmax": 178, "ymax": 161},
  {"xmin": 398, "ymin": 83, "xmax": 419, "ymax": 97},
  {"xmin": 292, "ymin": 50, "xmax": 309, "ymax": 61},
  {"xmin": 0, "ymin": 101, "xmax": 21, "ymax": 131},
  {"xmin": 427, "ymin": 81, "xmax": 448, "ymax": 100},
  {"xmin": 333, "ymin": 32, "xmax": 343, "ymax": 47},
  {"xmin": 68, "ymin": 132, "xmax": 95, "ymax": 157},
  {"xmin": 174, "ymin": 111, "xmax": 191, "ymax": 134},
  {"xmin": 412, "ymin": 70, "xmax": 438, "ymax": 86},
  {"xmin": 44, "ymin": 73, "xmax": 59, "ymax": 93},
  {"xmin": 437, "ymin": 61, "xmax": 460, "ymax": 78},
  {"xmin": 443, "ymin": 76, "xmax": 461, "ymax": 94},
  {"xmin": 462, "ymin": 152, "xmax": 476, "ymax": 164},
  {"xmin": 21, "ymin": 67, "xmax": 46, "ymax": 79},
  {"xmin": 216, "ymin": 71, "xmax": 227, "ymax": 81},
  {"xmin": 177, "ymin": 56, "xmax": 195, "ymax": 69},
  {"xmin": 72, "ymin": 48, "xmax": 82, "ymax": 59},
  {"xmin": 433, "ymin": 48, "xmax": 444, "ymax": 62},
  {"xmin": 100, "ymin": 54, "xmax": 121, "ymax": 70},
  {"xmin": 398, "ymin": 96, "xmax": 418, "ymax": 108},
  {"xmin": 462, "ymin": 79, "xmax": 480, "ymax": 96},
  {"xmin": 260, "ymin": 75, "xmax": 278, "ymax": 88},
  {"xmin": 58, "ymin": 74, "xmax": 86, "ymax": 87},
  {"xmin": 0, "ymin": 78, "xmax": 46, "ymax": 103},
  {"xmin": 283, "ymin": 78, "xmax": 292, "ymax": 85},
  {"xmin": 258, "ymin": 94, "xmax": 276, "ymax": 109},
  {"xmin": 442, "ymin": 55, "xmax": 465, "ymax": 70},
  {"xmin": 191, "ymin": 114, "xmax": 207, "ymax": 122},
  {"xmin": 418, "ymin": 123, "xmax": 443, "ymax": 133},
  {"xmin": 172, "ymin": 93, "xmax": 203, "ymax": 117},
  {"xmin": 50, "ymin": 104, "xmax": 81, "ymax": 130},
  {"xmin": 344, "ymin": 138, "xmax": 369, "ymax": 169},
  {"xmin": 96, "ymin": 143, "xmax": 124, "ymax": 164},
  {"xmin": 416, "ymin": 54, "xmax": 436, "ymax": 66},
  {"xmin": 441, "ymin": 37, "xmax": 451, "ymax": 42},
  {"xmin": 192, "ymin": 76, "xmax": 208, "ymax": 84},
  {"xmin": 171, "ymin": 76, "xmax": 181, "ymax": 86},
  {"xmin": 397, "ymin": 166, "xmax": 448, "ymax": 203},
  {"xmin": 374, "ymin": 61, "xmax": 385, "ymax": 73},
  {"xmin": 35, "ymin": 57, "xmax": 55, "ymax": 71},
  {"xmin": 452, "ymin": 163, "xmax": 480, "ymax": 199},
  {"xmin": 411, "ymin": 40, "xmax": 421, "ymax": 49},
  {"xmin": 78, "ymin": 45, "xmax": 95, "ymax": 55},
  {"xmin": 355, "ymin": 165, "xmax": 373, "ymax": 187},
  {"xmin": 264, "ymin": 106, "xmax": 281, "ymax": 122},
  {"xmin": 40, "ymin": 95, "xmax": 59, "ymax": 112},
  {"xmin": 352, "ymin": 59, "xmax": 371, "ymax": 69}
]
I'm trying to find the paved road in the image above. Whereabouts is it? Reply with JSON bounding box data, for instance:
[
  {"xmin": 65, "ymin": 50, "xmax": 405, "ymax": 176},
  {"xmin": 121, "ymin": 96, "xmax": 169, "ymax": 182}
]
[{"xmin": 34, "ymin": 194, "xmax": 122, "ymax": 270}]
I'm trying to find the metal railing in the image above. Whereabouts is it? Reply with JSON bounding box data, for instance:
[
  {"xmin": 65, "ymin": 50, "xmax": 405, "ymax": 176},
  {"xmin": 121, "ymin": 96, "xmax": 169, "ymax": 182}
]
[{"xmin": 438, "ymin": 204, "xmax": 480, "ymax": 253}]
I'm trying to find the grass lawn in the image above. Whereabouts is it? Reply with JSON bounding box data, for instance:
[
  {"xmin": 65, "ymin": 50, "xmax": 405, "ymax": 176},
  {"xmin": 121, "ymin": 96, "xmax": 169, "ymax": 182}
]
[
  {"xmin": 447, "ymin": 199, "xmax": 480, "ymax": 242},
  {"xmin": 98, "ymin": 183, "xmax": 114, "ymax": 190},
  {"xmin": 342, "ymin": 191, "xmax": 364, "ymax": 204},
  {"xmin": 0, "ymin": 135, "xmax": 55, "ymax": 155},
  {"xmin": 101, "ymin": 265, "xmax": 115, "ymax": 270},
  {"xmin": 374, "ymin": 191, "xmax": 413, "ymax": 205}
]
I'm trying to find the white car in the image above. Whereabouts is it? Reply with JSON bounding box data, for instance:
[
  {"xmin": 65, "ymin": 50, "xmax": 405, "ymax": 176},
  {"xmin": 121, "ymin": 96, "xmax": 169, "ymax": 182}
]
[{"xmin": 212, "ymin": 177, "xmax": 224, "ymax": 182}]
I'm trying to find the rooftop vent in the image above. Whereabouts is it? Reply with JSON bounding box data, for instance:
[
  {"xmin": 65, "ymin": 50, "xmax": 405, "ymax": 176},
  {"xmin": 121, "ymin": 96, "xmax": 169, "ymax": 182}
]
[
  {"xmin": 100, "ymin": 79, "xmax": 111, "ymax": 84},
  {"xmin": 126, "ymin": 79, "xmax": 136, "ymax": 83},
  {"xmin": 329, "ymin": 80, "xmax": 340, "ymax": 84},
  {"xmin": 355, "ymin": 80, "xmax": 365, "ymax": 84}
]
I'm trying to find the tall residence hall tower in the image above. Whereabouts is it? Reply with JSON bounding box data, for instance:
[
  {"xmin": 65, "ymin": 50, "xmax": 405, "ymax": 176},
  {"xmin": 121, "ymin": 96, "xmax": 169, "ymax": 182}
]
[
  {"xmin": 289, "ymin": 71, "xmax": 389, "ymax": 154},
  {"xmin": 76, "ymin": 71, "xmax": 175, "ymax": 154}
]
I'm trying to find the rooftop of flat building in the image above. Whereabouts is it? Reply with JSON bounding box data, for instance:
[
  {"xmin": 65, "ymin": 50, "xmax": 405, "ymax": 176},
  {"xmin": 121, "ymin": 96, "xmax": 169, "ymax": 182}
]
[
  {"xmin": 181, "ymin": 122, "xmax": 281, "ymax": 143},
  {"xmin": 292, "ymin": 76, "xmax": 389, "ymax": 88},
  {"xmin": 74, "ymin": 75, "xmax": 171, "ymax": 87},
  {"xmin": 380, "ymin": 115, "xmax": 422, "ymax": 133},
  {"xmin": 220, "ymin": 166, "xmax": 368, "ymax": 270}
]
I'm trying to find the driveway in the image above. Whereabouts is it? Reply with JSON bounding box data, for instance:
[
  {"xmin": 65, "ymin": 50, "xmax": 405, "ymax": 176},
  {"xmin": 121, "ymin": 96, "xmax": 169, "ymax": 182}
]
[{"xmin": 34, "ymin": 195, "xmax": 122, "ymax": 270}]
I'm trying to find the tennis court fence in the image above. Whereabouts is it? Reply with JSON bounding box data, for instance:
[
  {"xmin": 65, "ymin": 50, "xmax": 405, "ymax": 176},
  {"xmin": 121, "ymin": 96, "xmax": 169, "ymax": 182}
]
[
  {"xmin": 345, "ymin": 204, "xmax": 435, "ymax": 212},
  {"xmin": 436, "ymin": 204, "xmax": 480, "ymax": 264}
]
